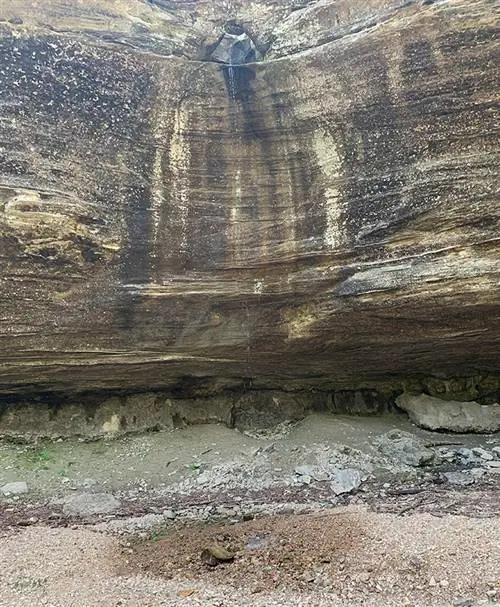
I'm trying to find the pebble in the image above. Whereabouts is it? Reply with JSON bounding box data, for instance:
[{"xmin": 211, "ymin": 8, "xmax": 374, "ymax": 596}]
[
  {"xmin": 492, "ymin": 446, "xmax": 500, "ymax": 458},
  {"xmin": 453, "ymin": 599, "xmax": 473, "ymax": 607},
  {"xmin": 163, "ymin": 508, "xmax": 176, "ymax": 520},
  {"xmin": 1, "ymin": 481, "xmax": 29, "ymax": 496},
  {"xmin": 484, "ymin": 460, "xmax": 500, "ymax": 468}
]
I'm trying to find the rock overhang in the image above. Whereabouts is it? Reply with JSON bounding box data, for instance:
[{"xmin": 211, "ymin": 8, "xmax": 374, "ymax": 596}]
[{"xmin": 0, "ymin": 0, "xmax": 498, "ymax": 398}]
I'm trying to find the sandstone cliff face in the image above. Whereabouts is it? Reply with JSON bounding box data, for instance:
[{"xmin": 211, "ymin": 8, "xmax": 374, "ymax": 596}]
[{"xmin": 0, "ymin": 0, "xmax": 498, "ymax": 397}]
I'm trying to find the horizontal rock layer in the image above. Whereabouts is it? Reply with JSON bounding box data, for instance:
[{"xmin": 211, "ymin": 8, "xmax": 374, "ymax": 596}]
[{"xmin": 0, "ymin": 0, "xmax": 499, "ymax": 397}]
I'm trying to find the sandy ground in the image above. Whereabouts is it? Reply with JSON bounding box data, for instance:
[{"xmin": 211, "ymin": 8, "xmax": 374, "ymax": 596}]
[{"xmin": 0, "ymin": 506, "xmax": 498, "ymax": 607}]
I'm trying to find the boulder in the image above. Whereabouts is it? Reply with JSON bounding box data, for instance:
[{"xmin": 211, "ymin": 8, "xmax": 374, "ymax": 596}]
[{"xmin": 396, "ymin": 393, "xmax": 500, "ymax": 433}]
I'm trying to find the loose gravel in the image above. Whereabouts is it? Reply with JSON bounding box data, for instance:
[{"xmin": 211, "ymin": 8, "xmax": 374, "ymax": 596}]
[{"xmin": 0, "ymin": 506, "xmax": 498, "ymax": 607}]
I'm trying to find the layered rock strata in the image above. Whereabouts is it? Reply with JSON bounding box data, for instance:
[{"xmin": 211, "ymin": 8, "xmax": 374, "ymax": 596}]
[{"xmin": 0, "ymin": 0, "xmax": 498, "ymax": 404}]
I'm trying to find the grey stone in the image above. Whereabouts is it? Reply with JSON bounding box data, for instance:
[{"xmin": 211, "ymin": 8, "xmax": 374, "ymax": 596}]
[
  {"xmin": 377, "ymin": 430, "xmax": 435, "ymax": 467},
  {"xmin": 1, "ymin": 481, "xmax": 29, "ymax": 496},
  {"xmin": 163, "ymin": 509, "xmax": 176, "ymax": 520},
  {"xmin": 295, "ymin": 465, "xmax": 329, "ymax": 482},
  {"xmin": 492, "ymin": 446, "xmax": 500, "ymax": 458},
  {"xmin": 396, "ymin": 393, "xmax": 500, "ymax": 433},
  {"xmin": 330, "ymin": 468, "xmax": 362, "ymax": 495},
  {"xmin": 469, "ymin": 468, "xmax": 486, "ymax": 478},
  {"xmin": 443, "ymin": 471, "xmax": 474, "ymax": 486},
  {"xmin": 456, "ymin": 447, "xmax": 474, "ymax": 461},
  {"xmin": 472, "ymin": 447, "xmax": 493, "ymax": 460},
  {"xmin": 484, "ymin": 460, "xmax": 500, "ymax": 468},
  {"xmin": 62, "ymin": 492, "xmax": 120, "ymax": 516}
]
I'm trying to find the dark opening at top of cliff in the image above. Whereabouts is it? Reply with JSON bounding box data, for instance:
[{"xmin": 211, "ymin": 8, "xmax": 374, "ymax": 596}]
[{"xmin": 210, "ymin": 23, "xmax": 263, "ymax": 65}]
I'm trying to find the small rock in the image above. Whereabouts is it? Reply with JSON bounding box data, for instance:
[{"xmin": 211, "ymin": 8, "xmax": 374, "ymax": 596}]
[
  {"xmin": 245, "ymin": 533, "xmax": 269, "ymax": 550},
  {"xmin": 453, "ymin": 598, "xmax": 473, "ymax": 607},
  {"xmin": 456, "ymin": 447, "xmax": 474, "ymax": 461},
  {"xmin": 17, "ymin": 517, "xmax": 39, "ymax": 526},
  {"xmin": 491, "ymin": 446, "xmax": 500, "ymax": 458},
  {"xmin": 303, "ymin": 571, "xmax": 316, "ymax": 583},
  {"xmin": 377, "ymin": 431, "xmax": 434, "ymax": 467},
  {"xmin": 429, "ymin": 576, "xmax": 437, "ymax": 587},
  {"xmin": 295, "ymin": 465, "xmax": 312, "ymax": 476},
  {"xmin": 443, "ymin": 471, "xmax": 474, "ymax": 486},
  {"xmin": 294, "ymin": 465, "xmax": 329, "ymax": 482},
  {"xmin": 330, "ymin": 468, "xmax": 362, "ymax": 495},
  {"xmin": 62, "ymin": 492, "xmax": 120, "ymax": 516},
  {"xmin": 470, "ymin": 468, "xmax": 486, "ymax": 478},
  {"xmin": 201, "ymin": 544, "xmax": 234, "ymax": 567},
  {"xmin": 472, "ymin": 447, "xmax": 493, "ymax": 461},
  {"xmin": 1, "ymin": 481, "xmax": 28, "ymax": 496},
  {"xmin": 163, "ymin": 508, "xmax": 176, "ymax": 520},
  {"xmin": 485, "ymin": 460, "xmax": 500, "ymax": 468}
]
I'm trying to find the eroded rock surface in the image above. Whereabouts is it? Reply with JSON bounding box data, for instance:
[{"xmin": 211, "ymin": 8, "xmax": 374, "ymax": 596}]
[{"xmin": 0, "ymin": 0, "xmax": 498, "ymax": 400}]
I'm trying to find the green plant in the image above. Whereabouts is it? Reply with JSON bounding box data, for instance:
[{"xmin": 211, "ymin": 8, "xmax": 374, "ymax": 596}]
[
  {"xmin": 149, "ymin": 530, "xmax": 160, "ymax": 542},
  {"xmin": 34, "ymin": 449, "xmax": 52, "ymax": 462}
]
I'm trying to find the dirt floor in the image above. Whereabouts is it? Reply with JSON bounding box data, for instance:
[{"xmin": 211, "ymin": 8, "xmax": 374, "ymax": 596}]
[
  {"xmin": 0, "ymin": 506, "xmax": 498, "ymax": 606},
  {"xmin": 0, "ymin": 413, "xmax": 499, "ymax": 606}
]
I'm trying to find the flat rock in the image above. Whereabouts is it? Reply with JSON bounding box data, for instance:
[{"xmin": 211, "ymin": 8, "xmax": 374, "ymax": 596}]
[
  {"xmin": 1, "ymin": 481, "xmax": 29, "ymax": 496},
  {"xmin": 443, "ymin": 472, "xmax": 474, "ymax": 487},
  {"xmin": 62, "ymin": 492, "xmax": 121, "ymax": 517},
  {"xmin": 396, "ymin": 394, "xmax": 500, "ymax": 433},
  {"xmin": 484, "ymin": 460, "xmax": 500, "ymax": 468},
  {"xmin": 471, "ymin": 447, "xmax": 494, "ymax": 460}
]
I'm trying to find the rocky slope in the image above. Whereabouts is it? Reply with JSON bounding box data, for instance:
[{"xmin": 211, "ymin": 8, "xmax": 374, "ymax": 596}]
[{"xmin": 0, "ymin": 0, "xmax": 498, "ymax": 398}]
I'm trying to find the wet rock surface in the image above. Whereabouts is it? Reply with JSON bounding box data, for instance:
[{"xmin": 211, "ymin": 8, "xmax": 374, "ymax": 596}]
[{"xmin": 0, "ymin": 0, "xmax": 498, "ymax": 398}]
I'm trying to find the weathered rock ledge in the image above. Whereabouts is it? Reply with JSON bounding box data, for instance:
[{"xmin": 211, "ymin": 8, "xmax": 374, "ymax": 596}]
[{"xmin": 0, "ymin": 1, "xmax": 498, "ymax": 405}]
